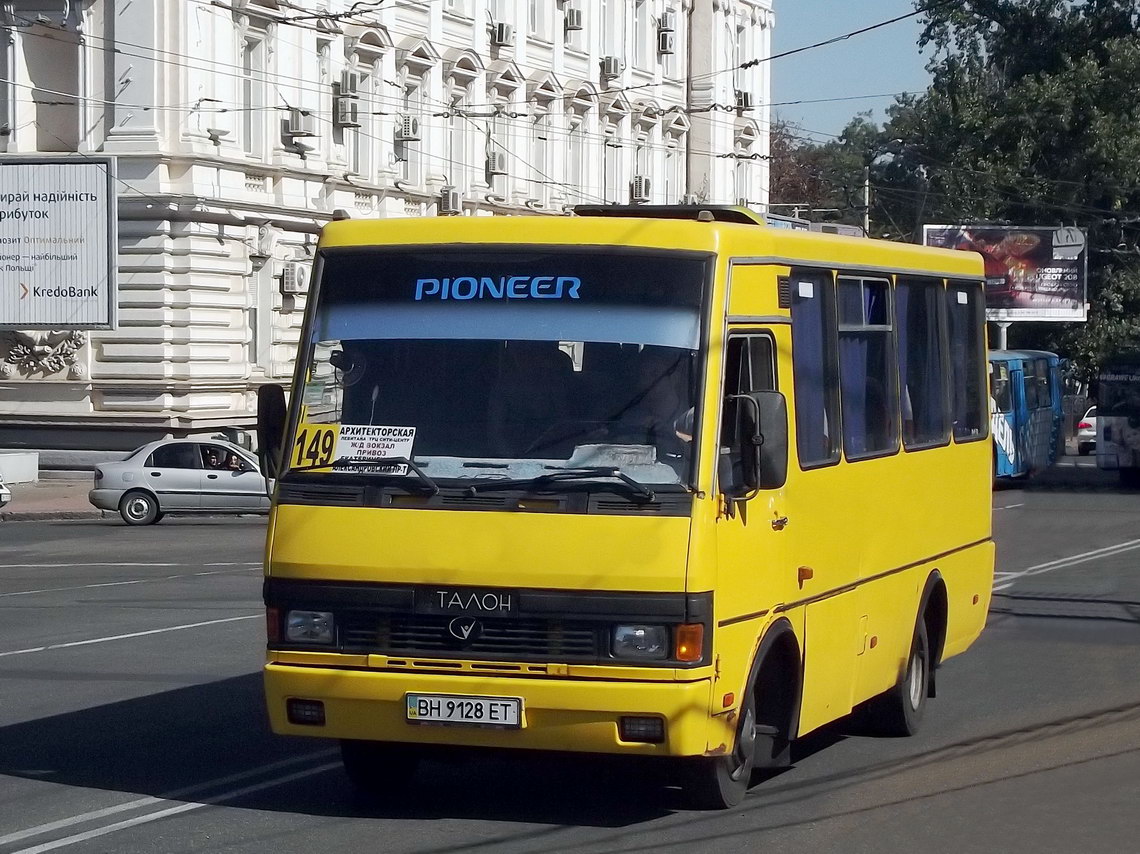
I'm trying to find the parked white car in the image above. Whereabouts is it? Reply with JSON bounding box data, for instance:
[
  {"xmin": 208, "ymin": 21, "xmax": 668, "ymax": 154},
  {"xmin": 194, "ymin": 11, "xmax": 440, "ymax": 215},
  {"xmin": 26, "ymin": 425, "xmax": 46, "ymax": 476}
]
[
  {"xmin": 89, "ymin": 438, "xmax": 269, "ymax": 525},
  {"xmin": 0, "ymin": 474, "xmax": 11, "ymax": 509},
  {"xmin": 1077, "ymin": 405, "xmax": 1097, "ymax": 456}
]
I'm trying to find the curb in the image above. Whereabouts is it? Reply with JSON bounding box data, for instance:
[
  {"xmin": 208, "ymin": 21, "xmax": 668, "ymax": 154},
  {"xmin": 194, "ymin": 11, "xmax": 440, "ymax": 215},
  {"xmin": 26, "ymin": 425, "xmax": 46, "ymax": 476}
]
[{"xmin": 0, "ymin": 509, "xmax": 106, "ymax": 522}]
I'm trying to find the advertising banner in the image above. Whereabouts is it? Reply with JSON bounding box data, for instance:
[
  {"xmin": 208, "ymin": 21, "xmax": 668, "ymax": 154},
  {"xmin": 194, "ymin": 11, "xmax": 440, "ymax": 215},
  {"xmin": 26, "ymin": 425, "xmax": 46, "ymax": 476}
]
[
  {"xmin": 922, "ymin": 225, "xmax": 1087, "ymax": 322},
  {"xmin": 0, "ymin": 157, "xmax": 118, "ymax": 329}
]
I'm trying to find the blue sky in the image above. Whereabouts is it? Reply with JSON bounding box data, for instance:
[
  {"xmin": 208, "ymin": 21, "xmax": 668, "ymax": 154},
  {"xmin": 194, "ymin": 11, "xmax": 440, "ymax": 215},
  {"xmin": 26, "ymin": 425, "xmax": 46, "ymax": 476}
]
[{"xmin": 771, "ymin": 0, "xmax": 934, "ymax": 140}]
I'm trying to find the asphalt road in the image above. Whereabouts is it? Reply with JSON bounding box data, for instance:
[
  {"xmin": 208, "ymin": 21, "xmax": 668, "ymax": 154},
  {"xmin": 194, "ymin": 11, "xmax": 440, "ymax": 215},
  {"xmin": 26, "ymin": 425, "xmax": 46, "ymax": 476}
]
[{"xmin": 1, "ymin": 462, "xmax": 1137, "ymax": 854}]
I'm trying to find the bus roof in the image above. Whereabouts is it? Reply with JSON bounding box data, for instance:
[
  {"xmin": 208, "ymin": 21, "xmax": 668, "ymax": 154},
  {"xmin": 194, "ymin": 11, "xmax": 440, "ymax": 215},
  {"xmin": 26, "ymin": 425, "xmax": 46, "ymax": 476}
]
[
  {"xmin": 318, "ymin": 213, "xmax": 985, "ymax": 281},
  {"xmin": 989, "ymin": 349, "xmax": 1061, "ymax": 362}
]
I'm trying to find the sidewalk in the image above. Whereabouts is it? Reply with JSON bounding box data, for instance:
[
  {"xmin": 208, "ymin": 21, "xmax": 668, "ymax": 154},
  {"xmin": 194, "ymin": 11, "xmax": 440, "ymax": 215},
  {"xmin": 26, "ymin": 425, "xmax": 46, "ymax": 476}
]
[{"xmin": 0, "ymin": 478, "xmax": 104, "ymax": 522}]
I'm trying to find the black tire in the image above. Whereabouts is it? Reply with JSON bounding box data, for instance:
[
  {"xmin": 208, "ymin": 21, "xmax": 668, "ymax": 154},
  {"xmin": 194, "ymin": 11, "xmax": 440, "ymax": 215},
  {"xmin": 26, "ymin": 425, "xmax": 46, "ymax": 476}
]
[
  {"xmin": 119, "ymin": 490, "xmax": 160, "ymax": 526},
  {"xmin": 866, "ymin": 619, "xmax": 930, "ymax": 737},
  {"xmin": 1078, "ymin": 443, "xmax": 1092, "ymax": 456},
  {"xmin": 340, "ymin": 740, "xmax": 420, "ymax": 798},
  {"xmin": 680, "ymin": 692, "xmax": 757, "ymax": 809}
]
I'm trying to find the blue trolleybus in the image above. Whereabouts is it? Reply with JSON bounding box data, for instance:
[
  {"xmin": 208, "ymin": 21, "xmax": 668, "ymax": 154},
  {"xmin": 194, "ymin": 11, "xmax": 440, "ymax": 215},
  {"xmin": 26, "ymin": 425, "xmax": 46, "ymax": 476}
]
[{"xmin": 988, "ymin": 350, "xmax": 1063, "ymax": 480}]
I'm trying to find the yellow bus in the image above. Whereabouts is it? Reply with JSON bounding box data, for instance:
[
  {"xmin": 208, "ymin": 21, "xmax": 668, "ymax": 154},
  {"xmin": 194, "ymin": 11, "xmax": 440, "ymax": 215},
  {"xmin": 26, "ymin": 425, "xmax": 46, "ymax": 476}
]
[{"xmin": 257, "ymin": 206, "xmax": 994, "ymax": 809}]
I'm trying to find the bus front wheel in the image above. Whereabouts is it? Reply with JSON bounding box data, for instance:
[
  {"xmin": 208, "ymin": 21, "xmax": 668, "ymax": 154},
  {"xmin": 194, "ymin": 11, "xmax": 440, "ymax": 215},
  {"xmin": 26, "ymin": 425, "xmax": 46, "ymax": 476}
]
[
  {"xmin": 340, "ymin": 740, "xmax": 419, "ymax": 798},
  {"xmin": 680, "ymin": 693, "xmax": 757, "ymax": 809},
  {"xmin": 865, "ymin": 619, "xmax": 930, "ymax": 737}
]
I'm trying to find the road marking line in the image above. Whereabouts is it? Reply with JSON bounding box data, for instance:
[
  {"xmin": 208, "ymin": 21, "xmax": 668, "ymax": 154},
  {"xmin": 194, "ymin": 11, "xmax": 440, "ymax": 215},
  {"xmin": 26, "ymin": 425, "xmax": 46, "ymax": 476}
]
[
  {"xmin": 994, "ymin": 503, "xmax": 1025, "ymax": 511},
  {"xmin": 0, "ymin": 615, "xmax": 259, "ymax": 658},
  {"xmin": 0, "ymin": 568, "xmax": 260, "ymax": 599},
  {"xmin": 0, "ymin": 750, "xmax": 336, "ymax": 847},
  {"xmin": 10, "ymin": 762, "xmax": 341, "ymax": 854},
  {"xmin": 993, "ymin": 538, "xmax": 1140, "ymax": 591},
  {"xmin": 3, "ymin": 561, "xmax": 260, "ymax": 569}
]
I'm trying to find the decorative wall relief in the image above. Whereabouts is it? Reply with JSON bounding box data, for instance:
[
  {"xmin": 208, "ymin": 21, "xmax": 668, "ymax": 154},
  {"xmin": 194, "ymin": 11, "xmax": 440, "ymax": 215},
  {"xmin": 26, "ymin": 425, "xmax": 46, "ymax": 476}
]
[{"xmin": 0, "ymin": 330, "xmax": 87, "ymax": 379}]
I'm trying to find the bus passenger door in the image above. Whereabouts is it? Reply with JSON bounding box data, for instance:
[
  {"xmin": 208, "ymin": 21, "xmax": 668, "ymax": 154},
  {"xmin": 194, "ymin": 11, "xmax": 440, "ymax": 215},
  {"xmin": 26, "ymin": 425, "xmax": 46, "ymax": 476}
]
[{"xmin": 714, "ymin": 330, "xmax": 795, "ymax": 646}]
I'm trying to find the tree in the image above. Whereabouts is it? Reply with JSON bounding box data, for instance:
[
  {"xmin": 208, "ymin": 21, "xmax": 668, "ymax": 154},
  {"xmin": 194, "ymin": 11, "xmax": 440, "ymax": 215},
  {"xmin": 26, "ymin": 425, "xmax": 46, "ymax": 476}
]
[{"xmin": 873, "ymin": 0, "xmax": 1140, "ymax": 372}]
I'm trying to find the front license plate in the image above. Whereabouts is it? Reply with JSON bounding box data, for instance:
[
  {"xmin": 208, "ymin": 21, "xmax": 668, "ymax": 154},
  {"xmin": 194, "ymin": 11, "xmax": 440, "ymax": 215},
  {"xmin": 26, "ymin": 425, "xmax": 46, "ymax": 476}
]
[{"xmin": 406, "ymin": 693, "xmax": 522, "ymax": 728}]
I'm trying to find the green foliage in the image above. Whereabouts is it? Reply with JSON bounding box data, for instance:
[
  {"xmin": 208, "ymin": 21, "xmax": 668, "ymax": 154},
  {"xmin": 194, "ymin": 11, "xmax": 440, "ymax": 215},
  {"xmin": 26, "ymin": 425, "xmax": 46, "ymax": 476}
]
[{"xmin": 773, "ymin": 1, "xmax": 1140, "ymax": 373}]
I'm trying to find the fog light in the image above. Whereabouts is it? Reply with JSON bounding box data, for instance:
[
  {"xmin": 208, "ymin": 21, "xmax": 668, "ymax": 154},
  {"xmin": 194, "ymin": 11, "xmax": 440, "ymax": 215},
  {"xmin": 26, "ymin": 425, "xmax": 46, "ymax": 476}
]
[
  {"xmin": 286, "ymin": 698, "xmax": 326, "ymax": 726},
  {"xmin": 619, "ymin": 716, "xmax": 665, "ymax": 744},
  {"xmin": 286, "ymin": 610, "xmax": 334, "ymax": 644}
]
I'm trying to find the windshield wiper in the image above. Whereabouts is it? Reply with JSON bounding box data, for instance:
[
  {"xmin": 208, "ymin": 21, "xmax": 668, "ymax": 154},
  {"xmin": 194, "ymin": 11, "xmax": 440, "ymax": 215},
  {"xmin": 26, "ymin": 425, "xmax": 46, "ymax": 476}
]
[
  {"xmin": 466, "ymin": 466, "xmax": 655, "ymax": 501},
  {"xmin": 290, "ymin": 455, "xmax": 439, "ymax": 494}
]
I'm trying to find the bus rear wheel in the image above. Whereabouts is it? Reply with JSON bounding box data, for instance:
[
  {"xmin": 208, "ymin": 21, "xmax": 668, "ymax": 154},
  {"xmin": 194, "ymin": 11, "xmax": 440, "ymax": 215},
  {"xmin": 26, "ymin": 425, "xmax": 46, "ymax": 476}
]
[
  {"xmin": 680, "ymin": 693, "xmax": 757, "ymax": 809},
  {"xmin": 866, "ymin": 619, "xmax": 930, "ymax": 737},
  {"xmin": 340, "ymin": 740, "xmax": 420, "ymax": 797}
]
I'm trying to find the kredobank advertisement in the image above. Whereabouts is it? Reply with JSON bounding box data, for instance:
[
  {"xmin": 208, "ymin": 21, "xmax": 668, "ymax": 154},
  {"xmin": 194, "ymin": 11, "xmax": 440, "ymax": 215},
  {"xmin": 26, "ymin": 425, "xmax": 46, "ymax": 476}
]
[
  {"xmin": 922, "ymin": 224, "xmax": 1088, "ymax": 322},
  {"xmin": 0, "ymin": 157, "xmax": 118, "ymax": 330}
]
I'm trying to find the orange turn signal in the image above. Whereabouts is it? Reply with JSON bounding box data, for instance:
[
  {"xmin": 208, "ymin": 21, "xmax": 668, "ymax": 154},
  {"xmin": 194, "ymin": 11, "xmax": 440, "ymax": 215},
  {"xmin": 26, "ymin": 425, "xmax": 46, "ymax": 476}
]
[
  {"xmin": 675, "ymin": 623, "xmax": 704, "ymax": 662},
  {"xmin": 266, "ymin": 606, "xmax": 280, "ymax": 643}
]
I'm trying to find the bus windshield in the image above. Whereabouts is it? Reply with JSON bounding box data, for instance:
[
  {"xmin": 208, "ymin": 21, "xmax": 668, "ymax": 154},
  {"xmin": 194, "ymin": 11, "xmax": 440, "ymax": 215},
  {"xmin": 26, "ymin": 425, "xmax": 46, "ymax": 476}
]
[
  {"xmin": 297, "ymin": 247, "xmax": 710, "ymax": 487},
  {"xmin": 1100, "ymin": 367, "xmax": 1140, "ymax": 417}
]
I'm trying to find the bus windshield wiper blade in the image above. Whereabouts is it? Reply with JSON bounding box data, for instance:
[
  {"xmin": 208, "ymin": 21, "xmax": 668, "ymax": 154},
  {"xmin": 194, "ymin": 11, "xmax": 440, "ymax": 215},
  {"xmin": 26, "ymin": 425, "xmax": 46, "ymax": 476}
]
[
  {"xmin": 291, "ymin": 455, "xmax": 439, "ymax": 494},
  {"xmin": 467, "ymin": 466, "xmax": 655, "ymax": 501}
]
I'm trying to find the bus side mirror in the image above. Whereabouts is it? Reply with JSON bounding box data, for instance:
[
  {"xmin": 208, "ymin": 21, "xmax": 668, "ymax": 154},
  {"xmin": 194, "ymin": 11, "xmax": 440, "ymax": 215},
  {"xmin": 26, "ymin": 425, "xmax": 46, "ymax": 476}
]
[
  {"xmin": 753, "ymin": 390, "xmax": 788, "ymax": 490},
  {"xmin": 729, "ymin": 391, "xmax": 788, "ymax": 493},
  {"xmin": 257, "ymin": 384, "xmax": 287, "ymax": 480}
]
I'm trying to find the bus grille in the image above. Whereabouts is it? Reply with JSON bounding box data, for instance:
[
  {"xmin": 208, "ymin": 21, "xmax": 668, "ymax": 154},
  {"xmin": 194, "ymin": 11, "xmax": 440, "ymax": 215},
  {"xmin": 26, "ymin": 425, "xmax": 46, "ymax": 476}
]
[{"xmin": 339, "ymin": 612, "xmax": 603, "ymax": 660}]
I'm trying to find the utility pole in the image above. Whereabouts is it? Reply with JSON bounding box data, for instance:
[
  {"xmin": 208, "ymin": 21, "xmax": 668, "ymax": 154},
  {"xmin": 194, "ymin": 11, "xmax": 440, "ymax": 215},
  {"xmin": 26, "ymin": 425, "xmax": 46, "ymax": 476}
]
[{"xmin": 863, "ymin": 165, "xmax": 871, "ymax": 235}]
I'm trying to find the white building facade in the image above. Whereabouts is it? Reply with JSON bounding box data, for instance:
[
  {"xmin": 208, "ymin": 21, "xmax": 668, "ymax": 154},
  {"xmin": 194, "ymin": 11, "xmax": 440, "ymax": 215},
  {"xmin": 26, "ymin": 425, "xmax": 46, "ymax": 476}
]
[{"xmin": 0, "ymin": 0, "xmax": 773, "ymax": 463}]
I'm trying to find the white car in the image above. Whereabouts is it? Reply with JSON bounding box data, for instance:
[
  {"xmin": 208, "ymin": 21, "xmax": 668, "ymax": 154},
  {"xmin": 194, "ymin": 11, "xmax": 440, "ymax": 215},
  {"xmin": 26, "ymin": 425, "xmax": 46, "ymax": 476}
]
[
  {"xmin": 0, "ymin": 474, "xmax": 11, "ymax": 509},
  {"xmin": 89, "ymin": 438, "xmax": 269, "ymax": 525},
  {"xmin": 1077, "ymin": 405, "xmax": 1097, "ymax": 456}
]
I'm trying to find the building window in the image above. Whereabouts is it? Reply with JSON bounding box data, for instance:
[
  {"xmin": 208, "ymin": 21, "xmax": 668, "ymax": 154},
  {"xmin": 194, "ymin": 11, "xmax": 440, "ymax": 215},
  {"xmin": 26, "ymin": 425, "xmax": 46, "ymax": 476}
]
[
  {"xmin": 241, "ymin": 35, "xmax": 267, "ymax": 158},
  {"xmin": 664, "ymin": 138, "xmax": 684, "ymax": 203},
  {"xmin": 633, "ymin": 1, "xmax": 649, "ymax": 69},
  {"xmin": 449, "ymin": 95, "xmax": 469, "ymax": 192},
  {"xmin": 791, "ymin": 271, "xmax": 841, "ymax": 468},
  {"xmin": 602, "ymin": 0, "xmax": 625, "ymax": 58},
  {"xmin": 603, "ymin": 124, "xmax": 622, "ymax": 203},
  {"xmin": 398, "ymin": 82, "xmax": 423, "ymax": 185},
  {"xmin": 351, "ymin": 72, "xmax": 374, "ymax": 179},
  {"xmin": 837, "ymin": 276, "xmax": 899, "ymax": 459},
  {"xmin": 567, "ymin": 117, "xmax": 586, "ymax": 203},
  {"xmin": 530, "ymin": 110, "xmax": 550, "ymax": 203},
  {"xmin": 529, "ymin": 0, "xmax": 549, "ymax": 40}
]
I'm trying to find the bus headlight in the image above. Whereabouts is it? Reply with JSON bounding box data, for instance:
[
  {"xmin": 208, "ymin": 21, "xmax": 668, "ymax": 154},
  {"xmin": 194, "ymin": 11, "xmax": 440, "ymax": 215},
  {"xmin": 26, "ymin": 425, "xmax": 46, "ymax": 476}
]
[
  {"xmin": 612, "ymin": 625, "xmax": 669, "ymax": 660},
  {"xmin": 286, "ymin": 610, "xmax": 334, "ymax": 644}
]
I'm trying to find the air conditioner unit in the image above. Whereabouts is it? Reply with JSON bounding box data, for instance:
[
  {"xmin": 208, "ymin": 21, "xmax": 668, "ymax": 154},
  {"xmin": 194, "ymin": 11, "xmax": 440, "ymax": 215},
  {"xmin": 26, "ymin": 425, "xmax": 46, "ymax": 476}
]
[
  {"xmin": 565, "ymin": 7, "xmax": 583, "ymax": 31},
  {"xmin": 487, "ymin": 151, "xmax": 509, "ymax": 175},
  {"xmin": 657, "ymin": 31, "xmax": 676, "ymax": 55},
  {"xmin": 439, "ymin": 187, "xmax": 462, "ymax": 215},
  {"xmin": 736, "ymin": 197, "xmax": 751, "ymax": 207},
  {"xmin": 285, "ymin": 108, "xmax": 317, "ymax": 138},
  {"xmin": 630, "ymin": 175, "xmax": 652, "ymax": 203},
  {"xmin": 600, "ymin": 55, "xmax": 623, "ymax": 78},
  {"xmin": 281, "ymin": 261, "xmax": 311, "ymax": 294},
  {"xmin": 396, "ymin": 114, "xmax": 421, "ymax": 142},
  {"xmin": 491, "ymin": 22, "xmax": 514, "ymax": 46},
  {"xmin": 334, "ymin": 98, "xmax": 361, "ymax": 128},
  {"xmin": 735, "ymin": 90, "xmax": 754, "ymax": 110},
  {"xmin": 659, "ymin": 10, "xmax": 677, "ymax": 33},
  {"xmin": 338, "ymin": 69, "xmax": 360, "ymax": 97},
  {"xmin": 682, "ymin": 193, "xmax": 700, "ymax": 205}
]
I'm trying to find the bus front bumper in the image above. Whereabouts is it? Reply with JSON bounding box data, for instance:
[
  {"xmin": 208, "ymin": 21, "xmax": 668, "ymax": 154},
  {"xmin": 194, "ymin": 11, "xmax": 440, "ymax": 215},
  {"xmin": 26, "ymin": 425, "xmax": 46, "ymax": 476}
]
[{"xmin": 264, "ymin": 664, "xmax": 715, "ymax": 757}]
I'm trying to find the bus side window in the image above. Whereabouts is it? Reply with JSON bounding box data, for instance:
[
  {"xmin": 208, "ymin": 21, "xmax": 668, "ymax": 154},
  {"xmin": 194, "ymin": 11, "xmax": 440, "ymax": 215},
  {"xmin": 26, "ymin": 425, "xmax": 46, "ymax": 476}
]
[
  {"xmin": 790, "ymin": 272, "xmax": 840, "ymax": 468},
  {"xmin": 896, "ymin": 278, "xmax": 950, "ymax": 447},
  {"xmin": 720, "ymin": 334, "xmax": 777, "ymax": 493},
  {"xmin": 837, "ymin": 276, "xmax": 899, "ymax": 459},
  {"xmin": 947, "ymin": 282, "xmax": 987, "ymax": 440}
]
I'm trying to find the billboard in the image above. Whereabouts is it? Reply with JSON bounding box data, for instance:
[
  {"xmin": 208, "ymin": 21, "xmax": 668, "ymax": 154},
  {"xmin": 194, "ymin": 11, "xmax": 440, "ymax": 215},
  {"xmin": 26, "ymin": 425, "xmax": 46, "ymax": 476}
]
[
  {"xmin": 922, "ymin": 225, "xmax": 1087, "ymax": 322},
  {"xmin": 0, "ymin": 157, "xmax": 117, "ymax": 330}
]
